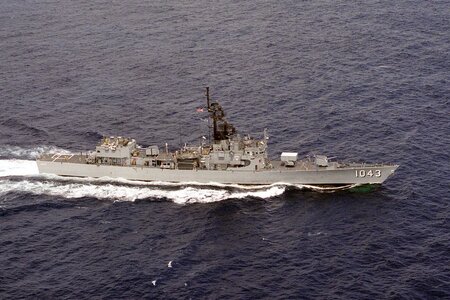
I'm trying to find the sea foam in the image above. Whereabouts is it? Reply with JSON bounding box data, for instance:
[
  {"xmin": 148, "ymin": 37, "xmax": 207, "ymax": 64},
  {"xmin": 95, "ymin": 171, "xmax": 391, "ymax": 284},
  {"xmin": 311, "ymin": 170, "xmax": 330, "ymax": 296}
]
[{"xmin": 0, "ymin": 178, "xmax": 286, "ymax": 204}]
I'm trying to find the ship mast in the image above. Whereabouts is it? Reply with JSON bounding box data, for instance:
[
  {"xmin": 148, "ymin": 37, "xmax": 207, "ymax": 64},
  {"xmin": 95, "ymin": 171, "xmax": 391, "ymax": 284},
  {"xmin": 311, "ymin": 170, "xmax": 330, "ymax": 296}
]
[
  {"xmin": 205, "ymin": 87, "xmax": 211, "ymax": 145},
  {"xmin": 205, "ymin": 87, "xmax": 236, "ymax": 142}
]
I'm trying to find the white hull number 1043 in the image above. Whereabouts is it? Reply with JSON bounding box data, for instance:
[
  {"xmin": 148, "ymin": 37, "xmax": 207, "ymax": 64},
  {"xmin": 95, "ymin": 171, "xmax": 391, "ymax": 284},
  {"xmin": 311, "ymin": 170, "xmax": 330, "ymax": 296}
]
[{"xmin": 355, "ymin": 169, "xmax": 381, "ymax": 178}]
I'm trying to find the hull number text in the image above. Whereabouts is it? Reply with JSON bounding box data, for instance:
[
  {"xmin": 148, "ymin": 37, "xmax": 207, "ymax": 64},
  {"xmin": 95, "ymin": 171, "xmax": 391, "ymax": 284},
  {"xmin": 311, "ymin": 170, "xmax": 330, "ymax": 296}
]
[{"xmin": 355, "ymin": 169, "xmax": 381, "ymax": 178}]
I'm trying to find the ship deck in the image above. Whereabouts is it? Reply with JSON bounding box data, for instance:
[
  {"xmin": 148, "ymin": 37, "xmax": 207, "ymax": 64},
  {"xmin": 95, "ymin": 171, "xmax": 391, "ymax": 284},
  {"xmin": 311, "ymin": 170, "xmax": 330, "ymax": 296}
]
[
  {"xmin": 269, "ymin": 160, "xmax": 392, "ymax": 171},
  {"xmin": 38, "ymin": 153, "xmax": 393, "ymax": 171}
]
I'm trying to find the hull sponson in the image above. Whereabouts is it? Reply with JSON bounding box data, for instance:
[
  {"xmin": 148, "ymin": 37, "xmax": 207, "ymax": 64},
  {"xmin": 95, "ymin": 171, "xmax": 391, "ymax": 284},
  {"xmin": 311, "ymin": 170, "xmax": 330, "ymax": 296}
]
[{"xmin": 37, "ymin": 160, "xmax": 398, "ymax": 185}]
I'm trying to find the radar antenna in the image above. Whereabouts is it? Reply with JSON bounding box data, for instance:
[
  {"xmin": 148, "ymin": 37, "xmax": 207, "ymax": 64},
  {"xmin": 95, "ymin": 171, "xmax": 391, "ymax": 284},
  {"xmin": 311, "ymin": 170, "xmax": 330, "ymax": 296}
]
[{"xmin": 205, "ymin": 87, "xmax": 236, "ymax": 142}]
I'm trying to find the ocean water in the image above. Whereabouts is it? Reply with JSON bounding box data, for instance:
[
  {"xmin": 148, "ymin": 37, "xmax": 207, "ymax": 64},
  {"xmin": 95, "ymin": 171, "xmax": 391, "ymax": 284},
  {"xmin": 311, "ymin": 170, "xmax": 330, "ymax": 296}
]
[{"xmin": 1, "ymin": 0, "xmax": 449, "ymax": 298}]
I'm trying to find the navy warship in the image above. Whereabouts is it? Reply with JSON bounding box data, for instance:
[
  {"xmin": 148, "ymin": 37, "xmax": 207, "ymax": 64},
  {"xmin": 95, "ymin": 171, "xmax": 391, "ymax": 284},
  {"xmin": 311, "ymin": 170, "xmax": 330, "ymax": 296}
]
[{"xmin": 37, "ymin": 88, "xmax": 398, "ymax": 187}]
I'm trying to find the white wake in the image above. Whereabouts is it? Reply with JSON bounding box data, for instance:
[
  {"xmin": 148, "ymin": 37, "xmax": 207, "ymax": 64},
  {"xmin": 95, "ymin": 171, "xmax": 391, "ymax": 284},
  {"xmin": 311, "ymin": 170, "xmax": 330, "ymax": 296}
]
[
  {"xmin": 0, "ymin": 145, "xmax": 72, "ymax": 160},
  {"xmin": 0, "ymin": 159, "xmax": 39, "ymax": 177},
  {"xmin": 0, "ymin": 179, "xmax": 286, "ymax": 204}
]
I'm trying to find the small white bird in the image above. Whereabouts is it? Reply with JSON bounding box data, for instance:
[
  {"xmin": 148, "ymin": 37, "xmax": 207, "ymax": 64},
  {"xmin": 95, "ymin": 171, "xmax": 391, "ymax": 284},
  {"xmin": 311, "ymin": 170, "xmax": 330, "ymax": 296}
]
[
  {"xmin": 168, "ymin": 260, "xmax": 173, "ymax": 268},
  {"xmin": 152, "ymin": 280, "xmax": 157, "ymax": 286}
]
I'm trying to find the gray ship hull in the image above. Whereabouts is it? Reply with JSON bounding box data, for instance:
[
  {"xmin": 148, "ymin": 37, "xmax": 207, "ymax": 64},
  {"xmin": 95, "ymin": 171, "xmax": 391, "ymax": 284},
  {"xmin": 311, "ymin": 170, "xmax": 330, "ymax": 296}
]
[{"xmin": 37, "ymin": 158, "xmax": 398, "ymax": 185}]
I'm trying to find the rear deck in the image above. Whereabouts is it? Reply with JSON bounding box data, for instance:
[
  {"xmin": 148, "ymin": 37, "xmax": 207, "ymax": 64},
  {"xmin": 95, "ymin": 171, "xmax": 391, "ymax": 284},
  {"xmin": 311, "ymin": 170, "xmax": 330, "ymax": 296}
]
[{"xmin": 39, "ymin": 153, "xmax": 88, "ymax": 164}]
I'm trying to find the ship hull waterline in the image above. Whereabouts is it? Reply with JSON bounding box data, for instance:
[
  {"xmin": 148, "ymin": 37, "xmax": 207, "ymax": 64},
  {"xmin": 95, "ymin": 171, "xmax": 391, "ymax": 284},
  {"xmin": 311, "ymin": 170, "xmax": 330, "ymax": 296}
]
[{"xmin": 37, "ymin": 161, "xmax": 398, "ymax": 186}]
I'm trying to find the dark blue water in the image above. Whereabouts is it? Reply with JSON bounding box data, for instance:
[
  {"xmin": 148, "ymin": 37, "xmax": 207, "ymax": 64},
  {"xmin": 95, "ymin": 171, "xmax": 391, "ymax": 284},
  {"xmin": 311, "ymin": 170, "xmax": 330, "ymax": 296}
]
[{"xmin": 1, "ymin": 0, "xmax": 449, "ymax": 298}]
